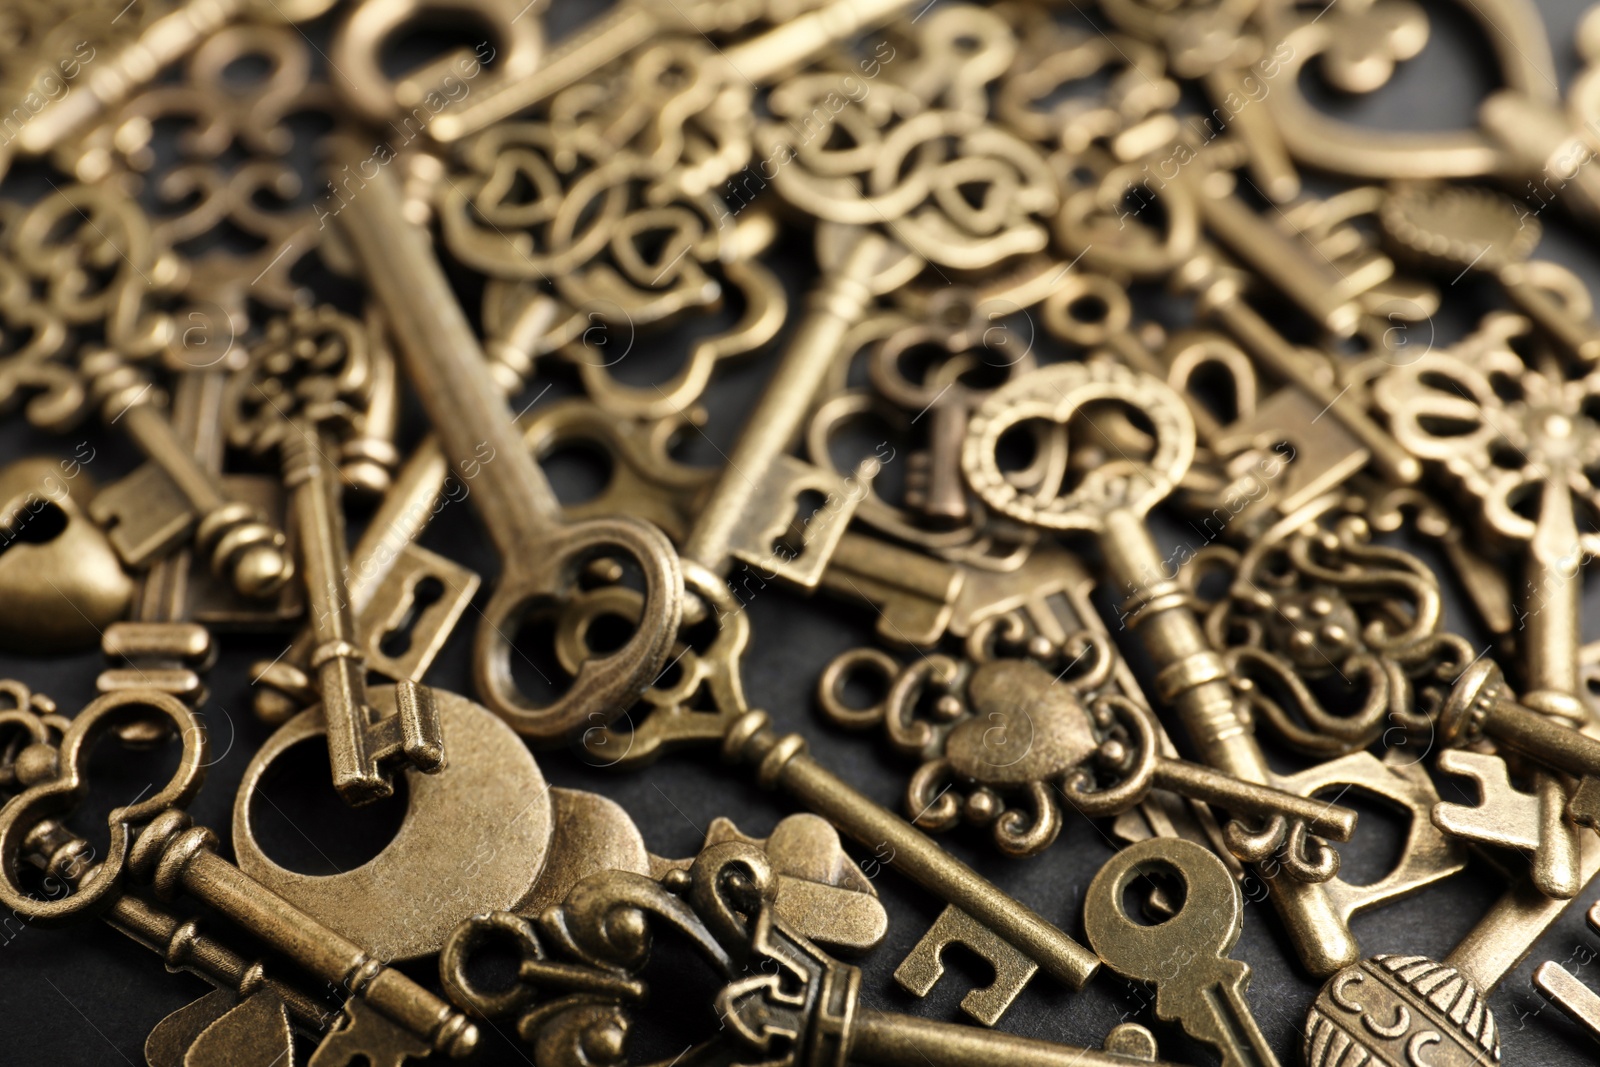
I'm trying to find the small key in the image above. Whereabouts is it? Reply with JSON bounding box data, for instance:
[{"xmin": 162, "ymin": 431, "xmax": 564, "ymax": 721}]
[
  {"xmin": 1084, "ymin": 837, "xmax": 1280, "ymax": 1067},
  {"xmin": 817, "ymin": 648, "xmax": 1358, "ymax": 857},
  {"xmin": 427, "ymin": 0, "xmax": 914, "ymax": 143},
  {"xmin": 330, "ymin": 134, "xmax": 683, "ymax": 744},
  {"xmin": 225, "ymin": 306, "xmax": 445, "ymax": 805},
  {"xmin": 1533, "ymin": 900, "xmax": 1600, "ymax": 1047},
  {"xmin": 11, "ymin": 0, "xmax": 337, "ymax": 158},
  {"xmin": 0, "ymin": 688, "xmax": 478, "ymax": 1060}
]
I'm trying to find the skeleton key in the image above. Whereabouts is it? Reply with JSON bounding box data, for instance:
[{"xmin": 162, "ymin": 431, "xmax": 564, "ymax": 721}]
[
  {"xmin": 817, "ymin": 643, "xmax": 1357, "ymax": 858},
  {"xmin": 19, "ymin": 817, "xmax": 336, "ymax": 1057},
  {"xmin": 1533, "ymin": 899, "xmax": 1600, "ymax": 1046},
  {"xmin": 1379, "ymin": 311, "xmax": 1594, "ymax": 898},
  {"xmin": 0, "ymin": 688, "xmax": 479, "ymax": 1060},
  {"xmin": 427, "ymin": 0, "xmax": 913, "ymax": 144},
  {"xmin": 224, "ymin": 306, "xmax": 444, "ymax": 806},
  {"xmin": 961, "ymin": 358, "xmax": 1415, "ymax": 975},
  {"xmin": 251, "ymin": 300, "xmax": 557, "ymax": 722},
  {"xmin": 1306, "ymin": 832, "xmax": 1600, "ymax": 1065},
  {"xmin": 329, "ymin": 134, "xmax": 683, "ymax": 744},
  {"xmin": 1380, "ymin": 183, "xmax": 1600, "ymax": 364},
  {"xmin": 10, "ymin": 0, "xmax": 338, "ymax": 159},
  {"xmin": 1085, "ymin": 837, "xmax": 1280, "ymax": 1067},
  {"xmin": 1057, "ymin": 164, "xmax": 1421, "ymax": 486}
]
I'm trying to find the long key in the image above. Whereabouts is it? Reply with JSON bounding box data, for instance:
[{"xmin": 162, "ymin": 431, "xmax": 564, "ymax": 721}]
[
  {"xmin": 1379, "ymin": 313, "xmax": 1590, "ymax": 898},
  {"xmin": 225, "ymin": 307, "xmax": 444, "ymax": 805},
  {"xmin": 1084, "ymin": 837, "xmax": 1279, "ymax": 1067},
  {"xmin": 329, "ymin": 134, "xmax": 683, "ymax": 744},
  {"xmin": 1533, "ymin": 900, "xmax": 1600, "ymax": 1046},
  {"xmin": 962, "ymin": 359, "xmax": 1369, "ymax": 974},
  {"xmin": 428, "ymin": 0, "xmax": 913, "ymax": 143},
  {"xmin": 716, "ymin": 893, "xmax": 1184, "ymax": 1067}
]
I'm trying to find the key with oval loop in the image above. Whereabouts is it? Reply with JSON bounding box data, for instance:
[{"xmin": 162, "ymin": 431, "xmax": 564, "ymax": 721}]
[
  {"xmin": 328, "ymin": 133, "xmax": 684, "ymax": 745},
  {"xmin": 960, "ymin": 358, "xmax": 1434, "ymax": 977},
  {"xmin": 0, "ymin": 687, "xmax": 480, "ymax": 1062},
  {"xmin": 223, "ymin": 304, "xmax": 445, "ymax": 805},
  {"xmin": 1377, "ymin": 311, "xmax": 1595, "ymax": 898},
  {"xmin": 1085, "ymin": 837, "xmax": 1280, "ymax": 1067}
]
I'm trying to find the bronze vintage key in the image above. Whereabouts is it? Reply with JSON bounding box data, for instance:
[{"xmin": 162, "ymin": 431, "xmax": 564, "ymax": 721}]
[
  {"xmin": 1379, "ymin": 311, "xmax": 1594, "ymax": 897},
  {"xmin": 224, "ymin": 306, "xmax": 446, "ymax": 805},
  {"xmin": 329, "ymin": 134, "xmax": 684, "ymax": 744},
  {"xmin": 0, "ymin": 688, "xmax": 480, "ymax": 1062},
  {"xmin": 1084, "ymin": 837, "xmax": 1280, "ymax": 1067}
]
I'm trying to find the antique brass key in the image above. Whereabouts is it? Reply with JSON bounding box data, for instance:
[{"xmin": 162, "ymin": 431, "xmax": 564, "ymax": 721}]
[
  {"xmin": 1085, "ymin": 837, "xmax": 1280, "ymax": 1067},
  {"xmin": 329, "ymin": 134, "xmax": 684, "ymax": 744},
  {"xmin": 224, "ymin": 306, "xmax": 445, "ymax": 805}
]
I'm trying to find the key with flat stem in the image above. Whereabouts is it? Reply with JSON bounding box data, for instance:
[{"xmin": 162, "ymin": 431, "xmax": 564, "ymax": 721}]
[
  {"xmin": 427, "ymin": 0, "xmax": 914, "ymax": 144},
  {"xmin": 1378, "ymin": 311, "xmax": 1592, "ymax": 898},
  {"xmin": 1084, "ymin": 836, "xmax": 1279, "ymax": 1067},
  {"xmin": 329, "ymin": 133, "xmax": 684, "ymax": 744},
  {"xmin": 224, "ymin": 305, "xmax": 444, "ymax": 806},
  {"xmin": 1533, "ymin": 899, "xmax": 1600, "ymax": 1046}
]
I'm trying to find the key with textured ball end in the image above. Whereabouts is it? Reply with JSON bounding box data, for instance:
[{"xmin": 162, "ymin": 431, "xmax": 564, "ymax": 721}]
[
  {"xmin": 1305, "ymin": 830, "xmax": 1600, "ymax": 1066},
  {"xmin": 1084, "ymin": 837, "xmax": 1280, "ymax": 1067},
  {"xmin": 224, "ymin": 306, "xmax": 444, "ymax": 806},
  {"xmin": 1533, "ymin": 900, "xmax": 1600, "ymax": 1048},
  {"xmin": 331, "ymin": 133, "xmax": 684, "ymax": 746}
]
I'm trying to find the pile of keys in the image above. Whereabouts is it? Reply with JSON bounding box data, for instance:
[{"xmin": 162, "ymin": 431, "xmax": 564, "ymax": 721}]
[{"xmin": 10, "ymin": 0, "xmax": 1600, "ymax": 1062}]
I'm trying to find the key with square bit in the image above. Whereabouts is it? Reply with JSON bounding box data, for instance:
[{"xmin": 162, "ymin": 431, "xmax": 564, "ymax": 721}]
[
  {"xmin": 223, "ymin": 305, "xmax": 444, "ymax": 805},
  {"xmin": 329, "ymin": 134, "xmax": 683, "ymax": 744},
  {"xmin": 1084, "ymin": 836, "xmax": 1280, "ymax": 1067}
]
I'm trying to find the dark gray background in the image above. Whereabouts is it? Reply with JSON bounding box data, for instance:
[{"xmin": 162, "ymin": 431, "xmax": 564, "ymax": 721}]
[{"xmin": 6, "ymin": 0, "xmax": 1600, "ymax": 1063}]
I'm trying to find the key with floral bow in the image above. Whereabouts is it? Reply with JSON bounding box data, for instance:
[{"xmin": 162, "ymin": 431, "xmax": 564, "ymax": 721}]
[
  {"xmin": 222, "ymin": 305, "xmax": 445, "ymax": 806},
  {"xmin": 1377, "ymin": 310, "xmax": 1598, "ymax": 898}
]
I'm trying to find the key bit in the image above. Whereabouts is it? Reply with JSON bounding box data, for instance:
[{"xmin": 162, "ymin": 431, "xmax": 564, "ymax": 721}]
[
  {"xmin": 1534, "ymin": 901, "xmax": 1600, "ymax": 1048},
  {"xmin": 1433, "ymin": 749, "xmax": 1543, "ymax": 852}
]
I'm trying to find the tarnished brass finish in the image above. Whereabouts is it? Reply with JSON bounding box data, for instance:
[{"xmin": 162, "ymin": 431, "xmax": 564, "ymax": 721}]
[
  {"xmin": 329, "ymin": 133, "xmax": 684, "ymax": 745},
  {"xmin": 1534, "ymin": 901, "xmax": 1600, "ymax": 1046}
]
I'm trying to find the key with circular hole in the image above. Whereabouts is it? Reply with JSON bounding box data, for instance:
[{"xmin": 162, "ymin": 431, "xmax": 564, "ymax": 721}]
[
  {"xmin": 0, "ymin": 688, "xmax": 479, "ymax": 1063},
  {"xmin": 329, "ymin": 134, "xmax": 684, "ymax": 745},
  {"xmin": 1084, "ymin": 837, "xmax": 1280, "ymax": 1067},
  {"xmin": 223, "ymin": 305, "xmax": 445, "ymax": 806}
]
